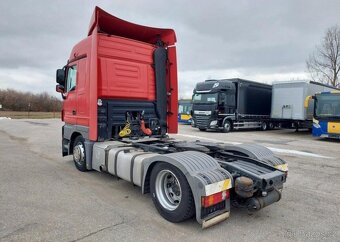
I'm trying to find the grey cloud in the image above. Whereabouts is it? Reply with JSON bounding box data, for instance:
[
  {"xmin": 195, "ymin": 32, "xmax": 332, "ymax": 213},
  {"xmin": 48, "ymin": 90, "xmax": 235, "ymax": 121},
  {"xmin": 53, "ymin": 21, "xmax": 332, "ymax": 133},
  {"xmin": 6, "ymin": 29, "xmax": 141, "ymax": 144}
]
[
  {"xmin": 114, "ymin": 0, "xmax": 340, "ymax": 71},
  {"xmin": 0, "ymin": 0, "xmax": 339, "ymax": 94},
  {"xmin": 0, "ymin": 0, "xmax": 93, "ymax": 69}
]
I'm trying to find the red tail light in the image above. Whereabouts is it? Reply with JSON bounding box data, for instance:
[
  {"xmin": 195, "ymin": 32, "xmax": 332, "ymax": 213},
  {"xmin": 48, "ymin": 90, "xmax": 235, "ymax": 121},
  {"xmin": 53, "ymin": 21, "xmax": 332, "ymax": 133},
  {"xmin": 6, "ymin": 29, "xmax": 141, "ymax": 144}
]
[{"xmin": 201, "ymin": 190, "xmax": 230, "ymax": 208}]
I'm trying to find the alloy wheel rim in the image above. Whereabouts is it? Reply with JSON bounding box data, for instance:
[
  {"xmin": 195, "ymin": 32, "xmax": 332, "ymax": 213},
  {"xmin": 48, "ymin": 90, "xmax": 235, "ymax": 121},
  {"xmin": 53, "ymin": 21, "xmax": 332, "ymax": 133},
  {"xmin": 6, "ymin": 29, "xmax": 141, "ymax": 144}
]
[{"xmin": 155, "ymin": 170, "xmax": 182, "ymax": 211}]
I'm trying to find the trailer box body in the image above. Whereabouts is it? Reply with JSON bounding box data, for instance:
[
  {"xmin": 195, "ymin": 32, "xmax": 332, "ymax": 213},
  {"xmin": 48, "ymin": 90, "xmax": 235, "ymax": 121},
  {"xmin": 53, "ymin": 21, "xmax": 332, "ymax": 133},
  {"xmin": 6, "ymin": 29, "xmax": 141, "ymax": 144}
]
[
  {"xmin": 271, "ymin": 81, "xmax": 335, "ymax": 121},
  {"xmin": 235, "ymin": 79, "xmax": 272, "ymax": 115}
]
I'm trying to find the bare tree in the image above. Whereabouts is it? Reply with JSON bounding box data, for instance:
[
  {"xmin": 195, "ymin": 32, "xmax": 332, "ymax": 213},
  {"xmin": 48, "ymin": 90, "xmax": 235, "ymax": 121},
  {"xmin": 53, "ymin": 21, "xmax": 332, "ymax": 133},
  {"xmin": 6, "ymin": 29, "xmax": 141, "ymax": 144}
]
[{"xmin": 306, "ymin": 25, "xmax": 340, "ymax": 87}]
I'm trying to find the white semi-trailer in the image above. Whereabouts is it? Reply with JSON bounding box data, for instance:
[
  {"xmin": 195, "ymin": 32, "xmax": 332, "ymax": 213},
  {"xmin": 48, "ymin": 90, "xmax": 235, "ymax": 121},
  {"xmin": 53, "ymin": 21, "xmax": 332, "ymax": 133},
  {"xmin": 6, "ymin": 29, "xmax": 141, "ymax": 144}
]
[{"xmin": 271, "ymin": 80, "xmax": 337, "ymax": 129}]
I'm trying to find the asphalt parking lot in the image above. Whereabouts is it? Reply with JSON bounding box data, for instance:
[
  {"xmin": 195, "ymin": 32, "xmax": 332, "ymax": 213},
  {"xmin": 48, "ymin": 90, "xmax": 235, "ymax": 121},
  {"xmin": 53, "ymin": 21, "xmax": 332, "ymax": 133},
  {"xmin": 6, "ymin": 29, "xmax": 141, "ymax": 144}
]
[{"xmin": 0, "ymin": 119, "xmax": 339, "ymax": 242}]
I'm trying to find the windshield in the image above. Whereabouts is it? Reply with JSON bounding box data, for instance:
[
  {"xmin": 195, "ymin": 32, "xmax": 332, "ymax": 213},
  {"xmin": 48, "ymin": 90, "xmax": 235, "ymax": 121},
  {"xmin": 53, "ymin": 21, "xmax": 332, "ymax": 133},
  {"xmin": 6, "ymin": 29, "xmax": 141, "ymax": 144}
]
[
  {"xmin": 178, "ymin": 102, "xmax": 192, "ymax": 114},
  {"xmin": 315, "ymin": 93, "xmax": 340, "ymax": 118},
  {"xmin": 192, "ymin": 93, "xmax": 218, "ymax": 103}
]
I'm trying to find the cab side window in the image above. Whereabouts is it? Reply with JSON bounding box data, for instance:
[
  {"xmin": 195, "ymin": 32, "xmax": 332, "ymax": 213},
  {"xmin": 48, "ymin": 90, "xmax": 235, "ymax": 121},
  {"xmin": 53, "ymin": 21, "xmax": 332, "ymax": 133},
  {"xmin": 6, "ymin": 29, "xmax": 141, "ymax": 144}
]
[
  {"xmin": 66, "ymin": 65, "xmax": 77, "ymax": 92},
  {"xmin": 219, "ymin": 93, "xmax": 226, "ymax": 105}
]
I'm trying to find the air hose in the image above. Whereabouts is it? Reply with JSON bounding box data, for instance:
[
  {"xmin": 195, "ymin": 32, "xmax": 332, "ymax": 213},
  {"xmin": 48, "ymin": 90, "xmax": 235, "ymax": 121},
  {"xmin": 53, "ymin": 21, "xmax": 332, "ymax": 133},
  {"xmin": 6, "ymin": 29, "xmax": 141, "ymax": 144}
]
[
  {"xmin": 140, "ymin": 119, "xmax": 152, "ymax": 136},
  {"xmin": 119, "ymin": 122, "xmax": 131, "ymax": 137}
]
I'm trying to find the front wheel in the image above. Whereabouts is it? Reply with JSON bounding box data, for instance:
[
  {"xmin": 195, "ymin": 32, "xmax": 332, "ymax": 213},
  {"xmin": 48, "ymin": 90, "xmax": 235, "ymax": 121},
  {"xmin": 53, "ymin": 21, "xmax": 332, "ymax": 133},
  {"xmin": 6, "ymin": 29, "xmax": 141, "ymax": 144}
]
[
  {"xmin": 261, "ymin": 122, "xmax": 268, "ymax": 131},
  {"xmin": 222, "ymin": 120, "xmax": 232, "ymax": 133},
  {"xmin": 73, "ymin": 136, "xmax": 88, "ymax": 172},
  {"xmin": 150, "ymin": 162, "xmax": 195, "ymax": 223}
]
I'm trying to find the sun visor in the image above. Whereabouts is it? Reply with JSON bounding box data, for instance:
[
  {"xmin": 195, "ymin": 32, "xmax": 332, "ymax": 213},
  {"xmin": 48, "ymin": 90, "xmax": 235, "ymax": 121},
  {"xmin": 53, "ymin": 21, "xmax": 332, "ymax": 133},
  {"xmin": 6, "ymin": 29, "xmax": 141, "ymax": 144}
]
[{"xmin": 88, "ymin": 6, "xmax": 176, "ymax": 45}]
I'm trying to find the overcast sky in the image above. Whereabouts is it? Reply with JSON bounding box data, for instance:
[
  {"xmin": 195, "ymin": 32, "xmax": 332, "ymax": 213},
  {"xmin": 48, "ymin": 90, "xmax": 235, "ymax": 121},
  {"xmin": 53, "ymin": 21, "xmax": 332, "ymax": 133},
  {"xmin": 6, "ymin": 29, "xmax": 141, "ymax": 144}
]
[{"xmin": 0, "ymin": 0, "xmax": 339, "ymax": 98}]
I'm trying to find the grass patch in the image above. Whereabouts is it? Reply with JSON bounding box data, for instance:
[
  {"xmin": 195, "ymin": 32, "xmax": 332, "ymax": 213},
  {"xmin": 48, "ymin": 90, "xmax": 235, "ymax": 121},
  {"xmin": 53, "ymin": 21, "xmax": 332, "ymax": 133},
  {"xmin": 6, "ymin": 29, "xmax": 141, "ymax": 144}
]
[{"xmin": 0, "ymin": 111, "xmax": 61, "ymax": 119}]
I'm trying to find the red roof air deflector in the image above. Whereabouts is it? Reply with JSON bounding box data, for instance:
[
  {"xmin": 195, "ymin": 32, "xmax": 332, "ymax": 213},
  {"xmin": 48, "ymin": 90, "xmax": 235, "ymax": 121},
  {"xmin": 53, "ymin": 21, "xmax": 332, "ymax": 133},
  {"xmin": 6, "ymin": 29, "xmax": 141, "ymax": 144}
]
[{"xmin": 88, "ymin": 7, "xmax": 176, "ymax": 45}]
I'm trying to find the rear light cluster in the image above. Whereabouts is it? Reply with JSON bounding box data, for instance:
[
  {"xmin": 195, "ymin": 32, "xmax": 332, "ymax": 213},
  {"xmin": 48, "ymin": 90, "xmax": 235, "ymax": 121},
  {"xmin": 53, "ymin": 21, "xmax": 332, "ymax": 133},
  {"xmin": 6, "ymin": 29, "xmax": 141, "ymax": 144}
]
[{"xmin": 201, "ymin": 190, "xmax": 230, "ymax": 208}]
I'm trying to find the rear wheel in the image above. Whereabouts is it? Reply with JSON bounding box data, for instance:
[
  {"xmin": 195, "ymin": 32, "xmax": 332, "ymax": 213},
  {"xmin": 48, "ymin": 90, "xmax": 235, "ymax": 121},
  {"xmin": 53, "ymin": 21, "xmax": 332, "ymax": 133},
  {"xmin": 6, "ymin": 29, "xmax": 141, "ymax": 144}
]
[
  {"xmin": 261, "ymin": 122, "xmax": 268, "ymax": 131},
  {"xmin": 73, "ymin": 136, "xmax": 88, "ymax": 172},
  {"xmin": 150, "ymin": 162, "xmax": 195, "ymax": 223}
]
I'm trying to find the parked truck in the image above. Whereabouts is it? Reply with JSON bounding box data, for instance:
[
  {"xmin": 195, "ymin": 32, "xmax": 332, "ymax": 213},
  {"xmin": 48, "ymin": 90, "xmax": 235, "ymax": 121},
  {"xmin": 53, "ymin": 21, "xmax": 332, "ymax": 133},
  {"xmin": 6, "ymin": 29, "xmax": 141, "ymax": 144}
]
[
  {"xmin": 191, "ymin": 79, "xmax": 272, "ymax": 132},
  {"xmin": 55, "ymin": 7, "xmax": 287, "ymax": 228},
  {"xmin": 305, "ymin": 91, "xmax": 340, "ymax": 138},
  {"xmin": 271, "ymin": 80, "xmax": 337, "ymax": 130}
]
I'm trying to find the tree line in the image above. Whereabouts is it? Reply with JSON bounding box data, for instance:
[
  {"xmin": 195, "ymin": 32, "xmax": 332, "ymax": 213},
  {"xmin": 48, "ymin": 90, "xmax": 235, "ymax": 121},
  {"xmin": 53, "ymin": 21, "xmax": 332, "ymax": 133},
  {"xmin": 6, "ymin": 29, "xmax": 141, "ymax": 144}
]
[{"xmin": 0, "ymin": 89, "xmax": 62, "ymax": 112}]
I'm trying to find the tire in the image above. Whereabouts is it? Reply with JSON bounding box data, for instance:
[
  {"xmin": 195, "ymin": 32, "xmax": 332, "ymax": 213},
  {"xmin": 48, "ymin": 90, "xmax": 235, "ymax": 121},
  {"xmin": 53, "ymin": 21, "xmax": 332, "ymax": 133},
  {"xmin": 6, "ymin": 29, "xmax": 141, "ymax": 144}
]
[
  {"xmin": 73, "ymin": 135, "xmax": 88, "ymax": 172},
  {"xmin": 261, "ymin": 122, "xmax": 268, "ymax": 131},
  {"xmin": 222, "ymin": 120, "xmax": 232, "ymax": 133},
  {"xmin": 199, "ymin": 128, "xmax": 206, "ymax": 131},
  {"xmin": 268, "ymin": 122, "xmax": 274, "ymax": 130},
  {"xmin": 150, "ymin": 162, "xmax": 195, "ymax": 223}
]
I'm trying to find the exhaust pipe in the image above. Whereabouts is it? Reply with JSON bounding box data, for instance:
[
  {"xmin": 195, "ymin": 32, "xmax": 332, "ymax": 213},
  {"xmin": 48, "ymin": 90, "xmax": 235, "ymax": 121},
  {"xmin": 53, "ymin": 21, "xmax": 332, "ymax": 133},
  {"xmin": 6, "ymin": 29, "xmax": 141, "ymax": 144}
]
[{"xmin": 247, "ymin": 189, "xmax": 281, "ymax": 212}]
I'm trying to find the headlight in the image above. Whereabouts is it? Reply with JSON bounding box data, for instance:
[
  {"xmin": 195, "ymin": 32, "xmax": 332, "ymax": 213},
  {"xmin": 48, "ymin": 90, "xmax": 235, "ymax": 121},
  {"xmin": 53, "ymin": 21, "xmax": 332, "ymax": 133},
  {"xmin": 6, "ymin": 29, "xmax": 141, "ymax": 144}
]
[
  {"xmin": 210, "ymin": 120, "xmax": 218, "ymax": 126},
  {"xmin": 191, "ymin": 120, "xmax": 195, "ymax": 127},
  {"xmin": 313, "ymin": 123, "xmax": 320, "ymax": 128}
]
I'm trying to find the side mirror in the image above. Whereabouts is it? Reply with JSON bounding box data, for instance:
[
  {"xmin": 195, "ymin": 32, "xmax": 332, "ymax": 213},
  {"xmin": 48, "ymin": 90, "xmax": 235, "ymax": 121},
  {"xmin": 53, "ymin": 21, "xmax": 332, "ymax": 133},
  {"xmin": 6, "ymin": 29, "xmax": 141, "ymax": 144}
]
[
  {"xmin": 304, "ymin": 95, "xmax": 314, "ymax": 108},
  {"xmin": 56, "ymin": 69, "xmax": 65, "ymax": 85},
  {"xmin": 56, "ymin": 84, "xmax": 65, "ymax": 93}
]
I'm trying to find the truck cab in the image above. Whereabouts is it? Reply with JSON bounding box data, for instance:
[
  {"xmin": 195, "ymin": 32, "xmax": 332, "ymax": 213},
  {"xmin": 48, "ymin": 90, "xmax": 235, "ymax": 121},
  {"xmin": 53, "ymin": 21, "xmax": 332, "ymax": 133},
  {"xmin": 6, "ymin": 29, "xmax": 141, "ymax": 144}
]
[
  {"xmin": 56, "ymin": 7, "xmax": 178, "ymax": 159},
  {"xmin": 192, "ymin": 80, "xmax": 236, "ymax": 131},
  {"xmin": 178, "ymin": 99, "xmax": 192, "ymax": 124},
  {"xmin": 305, "ymin": 91, "xmax": 340, "ymax": 138}
]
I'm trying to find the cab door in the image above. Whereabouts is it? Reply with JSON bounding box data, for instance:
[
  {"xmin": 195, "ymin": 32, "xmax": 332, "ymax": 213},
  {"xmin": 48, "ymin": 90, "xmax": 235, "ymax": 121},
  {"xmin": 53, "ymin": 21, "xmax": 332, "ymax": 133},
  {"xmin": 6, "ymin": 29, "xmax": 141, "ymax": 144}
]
[
  {"xmin": 75, "ymin": 58, "xmax": 89, "ymax": 126},
  {"xmin": 63, "ymin": 64, "xmax": 78, "ymax": 124}
]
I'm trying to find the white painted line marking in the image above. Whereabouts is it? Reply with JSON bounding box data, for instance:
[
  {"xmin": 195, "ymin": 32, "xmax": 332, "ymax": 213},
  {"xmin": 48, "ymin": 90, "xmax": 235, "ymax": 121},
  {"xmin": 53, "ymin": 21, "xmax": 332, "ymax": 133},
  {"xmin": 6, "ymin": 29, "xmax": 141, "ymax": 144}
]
[
  {"xmin": 175, "ymin": 133, "xmax": 333, "ymax": 159},
  {"xmin": 175, "ymin": 133, "xmax": 241, "ymax": 145},
  {"xmin": 266, "ymin": 147, "xmax": 332, "ymax": 159}
]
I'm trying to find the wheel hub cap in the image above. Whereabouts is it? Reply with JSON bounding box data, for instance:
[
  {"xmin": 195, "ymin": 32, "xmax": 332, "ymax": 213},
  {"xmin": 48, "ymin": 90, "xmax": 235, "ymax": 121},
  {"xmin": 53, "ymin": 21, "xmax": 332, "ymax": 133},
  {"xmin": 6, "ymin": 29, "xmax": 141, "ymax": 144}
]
[
  {"xmin": 73, "ymin": 143, "xmax": 85, "ymax": 164},
  {"xmin": 155, "ymin": 170, "xmax": 182, "ymax": 211}
]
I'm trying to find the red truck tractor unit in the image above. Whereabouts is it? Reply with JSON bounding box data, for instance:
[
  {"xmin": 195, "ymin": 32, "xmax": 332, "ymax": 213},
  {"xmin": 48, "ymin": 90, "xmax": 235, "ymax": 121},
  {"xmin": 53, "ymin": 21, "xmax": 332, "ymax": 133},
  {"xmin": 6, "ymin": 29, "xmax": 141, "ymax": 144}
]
[{"xmin": 56, "ymin": 7, "xmax": 287, "ymax": 228}]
